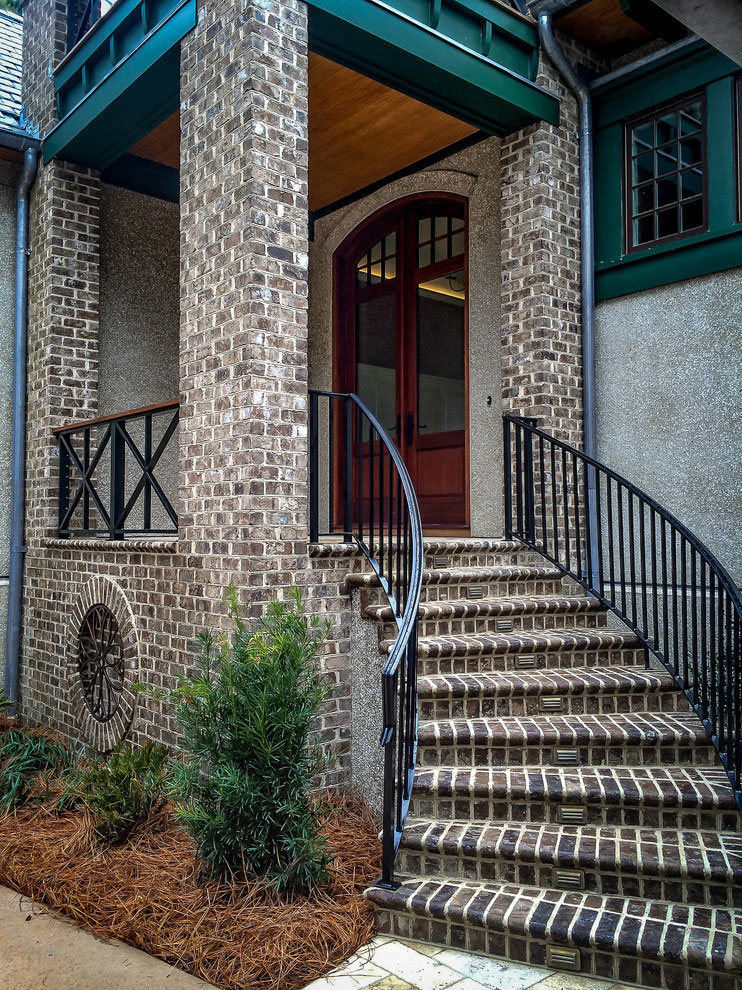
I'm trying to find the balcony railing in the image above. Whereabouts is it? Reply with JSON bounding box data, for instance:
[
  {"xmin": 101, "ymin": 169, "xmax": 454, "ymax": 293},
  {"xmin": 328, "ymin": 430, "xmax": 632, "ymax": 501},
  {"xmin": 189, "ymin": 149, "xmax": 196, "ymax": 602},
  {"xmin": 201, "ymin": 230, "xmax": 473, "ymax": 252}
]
[{"xmin": 54, "ymin": 400, "xmax": 179, "ymax": 539}]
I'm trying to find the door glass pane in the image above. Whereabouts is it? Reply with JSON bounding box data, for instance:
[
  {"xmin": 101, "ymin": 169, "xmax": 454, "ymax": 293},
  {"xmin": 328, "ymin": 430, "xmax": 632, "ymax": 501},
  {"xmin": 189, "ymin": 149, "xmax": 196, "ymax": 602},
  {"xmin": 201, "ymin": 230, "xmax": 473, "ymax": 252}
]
[
  {"xmin": 356, "ymin": 294, "xmax": 396, "ymax": 435},
  {"xmin": 417, "ymin": 269, "xmax": 466, "ymax": 436}
]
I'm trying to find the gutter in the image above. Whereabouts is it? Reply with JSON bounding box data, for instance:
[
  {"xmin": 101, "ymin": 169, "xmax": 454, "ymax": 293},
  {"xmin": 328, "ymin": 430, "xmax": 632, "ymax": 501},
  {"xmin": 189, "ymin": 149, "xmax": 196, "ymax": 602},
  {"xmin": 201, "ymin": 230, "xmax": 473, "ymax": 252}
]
[
  {"xmin": 537, "ymin": 12, "xmax": 600, "ymax": 582},
  {"xmin": 4, "ymin": 142, "xmax": 39, "ymax": 714}
]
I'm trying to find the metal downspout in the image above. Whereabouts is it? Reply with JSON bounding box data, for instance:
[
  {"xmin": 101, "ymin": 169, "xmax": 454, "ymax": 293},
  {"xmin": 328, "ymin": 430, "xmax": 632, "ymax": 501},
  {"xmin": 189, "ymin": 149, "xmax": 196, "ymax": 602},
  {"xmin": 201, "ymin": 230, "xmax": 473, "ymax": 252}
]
[
  {"xmin": 537, "ymin": 12, "xmax": 600, "ymax": 585},
  {"xmin": 4, "ymin": 146, "xmax": 39, "ymax": 713}
]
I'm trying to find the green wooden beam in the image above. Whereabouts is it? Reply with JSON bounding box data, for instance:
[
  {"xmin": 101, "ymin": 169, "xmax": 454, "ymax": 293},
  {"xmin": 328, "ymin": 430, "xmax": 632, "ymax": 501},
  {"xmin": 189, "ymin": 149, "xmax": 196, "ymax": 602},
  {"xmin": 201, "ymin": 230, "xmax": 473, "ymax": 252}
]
[
  {"xmin": 307, "ymin": 0, "xmax": 559, "ymax": 135},
  {"xmin": 43, "ymin": 0, "xmax": 195, "ymax": 168}
]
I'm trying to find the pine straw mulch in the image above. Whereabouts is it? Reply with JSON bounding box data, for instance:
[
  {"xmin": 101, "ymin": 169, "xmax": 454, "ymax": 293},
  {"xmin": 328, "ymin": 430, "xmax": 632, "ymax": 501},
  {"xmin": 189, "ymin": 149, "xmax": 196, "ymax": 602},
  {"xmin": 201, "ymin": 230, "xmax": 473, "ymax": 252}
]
[{"xmin": 0, "ymin": 789, "xmax": 381, "ymax": 990}]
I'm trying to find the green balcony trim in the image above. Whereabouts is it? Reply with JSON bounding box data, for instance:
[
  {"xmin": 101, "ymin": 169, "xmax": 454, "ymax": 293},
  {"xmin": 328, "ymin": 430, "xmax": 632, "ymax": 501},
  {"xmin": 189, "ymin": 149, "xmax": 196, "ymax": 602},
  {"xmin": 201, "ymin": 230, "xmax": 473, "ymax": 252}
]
[
  {"xmin": 307, "ymin": 0, "xmax": 559, "ymax": 135},
  {"xmin": 43, "ymin": 0, "xmax": 196, "ymax": 168},
  {"xmin": 593, "ymin": 41, "xmax": 741, "ymax": 301}
]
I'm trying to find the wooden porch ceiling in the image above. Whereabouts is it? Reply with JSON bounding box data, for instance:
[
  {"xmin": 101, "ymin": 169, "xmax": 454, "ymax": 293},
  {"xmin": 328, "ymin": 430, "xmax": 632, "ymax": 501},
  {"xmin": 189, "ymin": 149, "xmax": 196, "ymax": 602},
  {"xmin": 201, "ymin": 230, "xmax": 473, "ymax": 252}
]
[
  {"xmin": 554, "ymin": 0, "xmax": 685, "ymax": 60},
  {"xmin": 127, "ymin": 52, "xmax": 479, "ymax": 214}
]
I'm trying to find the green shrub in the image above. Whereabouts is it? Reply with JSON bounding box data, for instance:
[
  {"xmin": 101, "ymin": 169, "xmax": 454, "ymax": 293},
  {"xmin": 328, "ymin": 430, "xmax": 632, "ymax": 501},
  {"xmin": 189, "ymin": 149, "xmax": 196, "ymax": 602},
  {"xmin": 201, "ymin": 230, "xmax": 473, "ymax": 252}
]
[
  {"xmin": 80, "ymin": 742, "xmax": 170, "ymax": 843},
  {"xmin": 163, "ymin": 587, "xmax": 332, "ymax": 891},
  {"xmin": 0, "ymin": 694, "xmax": 12, "ymax": 715},
  {"xmin": 0, "ymin": 729, "xmax": 71, "ymax": 811}
]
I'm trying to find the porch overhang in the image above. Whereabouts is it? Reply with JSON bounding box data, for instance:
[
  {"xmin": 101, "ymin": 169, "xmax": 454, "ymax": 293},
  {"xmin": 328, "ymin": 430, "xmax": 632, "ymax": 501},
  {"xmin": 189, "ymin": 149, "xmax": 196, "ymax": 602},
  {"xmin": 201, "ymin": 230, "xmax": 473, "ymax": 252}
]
[
  {"xmin": 306, "ymin": 0, "xmax": 560, "ymax": 135},
  {"xmin": 42, "ymin": 0, "xmax": 196, "ymax": 168}
]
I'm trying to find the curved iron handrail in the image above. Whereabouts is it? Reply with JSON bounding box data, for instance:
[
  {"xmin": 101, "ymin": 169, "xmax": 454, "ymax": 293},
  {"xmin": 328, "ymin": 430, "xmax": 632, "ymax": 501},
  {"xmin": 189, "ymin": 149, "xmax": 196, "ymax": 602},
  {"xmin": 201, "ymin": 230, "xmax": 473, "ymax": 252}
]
[
  {"xmin": 504, "ymin": 414, "xmax": 742, "ymax": 810},
  {"xmin": 308, "ymin": 390, "xmax": 423, "ymax": 887}
]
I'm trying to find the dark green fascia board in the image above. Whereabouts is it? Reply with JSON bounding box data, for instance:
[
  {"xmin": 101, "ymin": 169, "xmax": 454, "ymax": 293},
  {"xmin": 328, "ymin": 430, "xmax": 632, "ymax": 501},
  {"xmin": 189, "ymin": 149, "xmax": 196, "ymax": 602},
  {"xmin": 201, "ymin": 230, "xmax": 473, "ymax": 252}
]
[
  {"xmin": 307, "ymin": 0, "xmax": 559, "ymax": 134},
  {"xmin": 43, "ymin": 0, "xmax": 195, "ymax": 168},
  {"xmin": 592, "ymin": 39, "xmax": 737, "ymax": 129},
  {"xmin": 595, "ymin": 227, "xmax": 742, "ymax": 301},
  {"xmin": 101, "ymin": 153, "xmax": 179, "ymax": 202}
]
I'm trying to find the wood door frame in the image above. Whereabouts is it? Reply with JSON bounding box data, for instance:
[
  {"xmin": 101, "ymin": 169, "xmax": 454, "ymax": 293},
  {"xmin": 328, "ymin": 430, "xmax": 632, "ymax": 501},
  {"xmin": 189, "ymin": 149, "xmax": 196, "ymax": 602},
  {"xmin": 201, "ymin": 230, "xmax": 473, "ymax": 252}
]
[{"xmin": 332, "ymin": 192, "xmax": 471, "ymax": 532}]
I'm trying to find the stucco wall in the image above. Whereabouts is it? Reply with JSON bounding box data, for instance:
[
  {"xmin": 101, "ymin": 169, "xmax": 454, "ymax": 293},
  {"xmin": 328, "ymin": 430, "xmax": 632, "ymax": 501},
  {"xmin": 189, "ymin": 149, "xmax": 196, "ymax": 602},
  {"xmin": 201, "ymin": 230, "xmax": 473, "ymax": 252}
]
[
  {"xmin": 98, "ymin": 184, "xmax": 179, "ymax": 415},
  {"xmin": 0, "ymin": 159, "xmax": 19, "ymax": 685},
  {"xmin": 97, "ymin": 184, "xmax": 180, "ymax": 525},
  {"xmin": 595, "ymin": 268, "xmax": 742, "ymax": 584},
  {"xmin": 309, "ymin": 138, "xmax": 503, "ymax": 537}
]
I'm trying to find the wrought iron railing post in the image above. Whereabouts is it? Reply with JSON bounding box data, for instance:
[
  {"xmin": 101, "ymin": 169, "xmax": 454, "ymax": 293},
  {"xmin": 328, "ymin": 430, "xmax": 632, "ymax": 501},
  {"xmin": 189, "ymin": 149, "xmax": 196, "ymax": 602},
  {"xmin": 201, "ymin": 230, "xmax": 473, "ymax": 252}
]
[
  {"xmin": 109, "ymin": 420, "xmax": 125, "ymax": 539},
  {"xmin": 524, "ymin": 426, "xmax": 535, "ymax": 544},
  {"xmin": 343, "ymin": 396, "xmax": 353, "ymax": 541},
  {"xmin": 58, "ymin": 437, "xmax": 70, "ymax": 537},
  {"xmin": 503, "ymin": 417, "xmax": 512, "ymax": 538},
  {"xmin": 309, "ymin": 390, "xmax": 319, "ymax": 544}
]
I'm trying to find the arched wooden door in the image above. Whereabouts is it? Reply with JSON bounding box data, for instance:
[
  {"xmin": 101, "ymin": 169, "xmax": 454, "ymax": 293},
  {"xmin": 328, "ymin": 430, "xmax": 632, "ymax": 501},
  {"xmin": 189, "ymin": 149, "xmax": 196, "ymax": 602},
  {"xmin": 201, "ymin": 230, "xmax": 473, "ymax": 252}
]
[{"xmin": 335, "ymin": 195, "xmax": 469, "ymax": 530}]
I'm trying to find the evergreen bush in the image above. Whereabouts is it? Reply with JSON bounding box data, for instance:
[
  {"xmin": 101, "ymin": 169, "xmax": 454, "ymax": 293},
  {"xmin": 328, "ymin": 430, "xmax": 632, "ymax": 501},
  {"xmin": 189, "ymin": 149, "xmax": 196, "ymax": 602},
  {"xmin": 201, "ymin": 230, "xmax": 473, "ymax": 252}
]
[
  {"xmin": 163, "ymin": 587, "xmax": 332, "ymax": 892},
  {"xmin": 80, "ymin": 742, "xmax": 170, "ymax": 842}
]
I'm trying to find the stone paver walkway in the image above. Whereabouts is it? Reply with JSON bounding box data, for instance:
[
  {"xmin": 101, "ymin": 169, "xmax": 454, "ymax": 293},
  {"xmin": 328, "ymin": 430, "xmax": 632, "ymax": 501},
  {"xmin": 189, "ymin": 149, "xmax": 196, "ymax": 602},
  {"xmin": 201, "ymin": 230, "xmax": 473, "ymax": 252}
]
[
  {"xmin": 0, "ymin": 885, "xmax": 212, "ymax": 989},
  {"xmin": 304, "ymin": 936, "xmax": 635, "ymax": 990}
]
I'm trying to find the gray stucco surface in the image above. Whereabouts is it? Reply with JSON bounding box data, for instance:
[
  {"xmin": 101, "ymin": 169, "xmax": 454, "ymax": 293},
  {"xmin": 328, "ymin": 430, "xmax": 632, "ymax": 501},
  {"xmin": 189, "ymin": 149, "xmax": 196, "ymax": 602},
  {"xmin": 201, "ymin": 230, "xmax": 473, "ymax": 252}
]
[
  {"xmin": 0, "ymin": 159, "xmax": 19, "ymax": 687},
  {"xmin": 595, "ymin": 268, "xmax": 742, "ymax": 584},
  {"xmin": 98, "ymin": 184, "xmax": 179, "ymax": 416},
  {"xmin": 98, "ymin": 185, "xmax": 180, "ymax": 525}
]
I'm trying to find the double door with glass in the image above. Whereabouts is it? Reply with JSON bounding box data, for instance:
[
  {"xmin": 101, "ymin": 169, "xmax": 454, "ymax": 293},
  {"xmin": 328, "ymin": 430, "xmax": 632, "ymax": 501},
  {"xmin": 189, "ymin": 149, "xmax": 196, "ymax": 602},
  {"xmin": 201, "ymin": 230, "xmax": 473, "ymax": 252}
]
[{"xmin": 337, "ymin": 197, "xmax": 469, "ymax": 529}]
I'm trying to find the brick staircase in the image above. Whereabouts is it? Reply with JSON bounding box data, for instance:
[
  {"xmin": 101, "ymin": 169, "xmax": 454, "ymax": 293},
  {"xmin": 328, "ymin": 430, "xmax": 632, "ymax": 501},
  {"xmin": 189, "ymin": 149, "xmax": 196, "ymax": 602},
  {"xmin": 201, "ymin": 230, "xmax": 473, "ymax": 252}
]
[{"xmin": 357, "ymin": 538, "xmax": 742, "ymax": 990}]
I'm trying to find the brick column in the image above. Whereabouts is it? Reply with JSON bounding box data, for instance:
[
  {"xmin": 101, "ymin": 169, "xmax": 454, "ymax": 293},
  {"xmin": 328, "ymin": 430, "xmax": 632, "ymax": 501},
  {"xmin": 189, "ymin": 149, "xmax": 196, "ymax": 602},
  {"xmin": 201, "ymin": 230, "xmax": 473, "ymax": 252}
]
[
  {"xmin": 179, "ymin": 0, "xmax": 310, "ymax": 611},
  {"xmin": 20, "ymin": 0, "xmax": 101, "ymax": 727},
  {"xmin": 500, "ymin": 58, "xmax": 582, "ymax": 447}
]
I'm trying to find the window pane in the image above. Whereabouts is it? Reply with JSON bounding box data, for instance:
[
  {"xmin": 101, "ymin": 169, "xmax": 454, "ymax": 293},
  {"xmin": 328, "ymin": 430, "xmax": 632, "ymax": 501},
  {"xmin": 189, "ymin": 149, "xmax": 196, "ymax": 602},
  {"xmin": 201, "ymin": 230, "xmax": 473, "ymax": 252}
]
[
  {"xmin": 657, "ymin": 206, "xmax": 678, "ymax": 238},
  {"xmin": 634, "ymin": 214, "xmax": 655, "ymax": 245},
  {"xmin": 434, "ymin": 216, "xmax": 448, "ymax": 238},
  {"xmin": 633, "ymin": 183, "xmax": 655, "ymax": 214},
  {"xmin": 680, "ymin": 168, "xmax": 702, "ymax": 200},
  {"xmin": 656, "ymin": 146, "xmax": 678, "ymax": 175},
  {"xmin": 418, "ymin": 218, "xmax": 431, "ymax": 243},
  {"xmin": 633, "ymin": 152, "xmax": 654, "ymax": 184},
  {"xmin": 680, "ymin": 136, "xmax": 702, "ymax": 166},
  {"xmin": 356, "ymin": 294, "xmax": 396, "ymax": 431},
  {"xmin": 632, "ymin": 121, "xmax": 654, "ymax": 154},
  {"xmin": 418, "ymin": 243, "xmax": 431, "ymax": 268},
  {"xmin": 657, "ymin": 176, "xmax": 678, "ymax": 207},
  {"xmin": 656, "ymin": 111, "xmax": 678, "ymax": 144},
  {"xmin": 451, "ymin": 230, "xmax": 465, "ymax": 257},
  {"xmin": 434, "ymin": 237, "xmax": 448, "ymax": 263},
  {"xmin": 681, "ymin": 198, "xmax": 703, "ymax": 231},
  {"xmin": 417, "ymin": 270, "xmax": 466, "ymax": 436},
  {"xmin": 451, "ymin": 217, "xmax": 465, "ymax": 233}
]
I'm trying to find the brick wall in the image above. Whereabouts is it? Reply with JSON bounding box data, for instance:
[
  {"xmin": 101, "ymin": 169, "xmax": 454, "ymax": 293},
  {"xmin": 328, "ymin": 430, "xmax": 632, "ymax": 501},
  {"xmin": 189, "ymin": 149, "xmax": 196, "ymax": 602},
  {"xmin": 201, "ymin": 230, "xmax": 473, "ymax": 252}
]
[{"xmin": 18, "ymin": 0, "xmax": 351, "ymax": 787}]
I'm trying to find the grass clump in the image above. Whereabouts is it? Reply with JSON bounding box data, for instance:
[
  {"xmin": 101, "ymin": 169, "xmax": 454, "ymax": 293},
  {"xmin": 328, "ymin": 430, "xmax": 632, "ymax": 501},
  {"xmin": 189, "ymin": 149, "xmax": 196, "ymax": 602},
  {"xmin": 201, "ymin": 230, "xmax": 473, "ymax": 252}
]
[
  {"xmin": 80, "ymin": 741, "xmax": 170, "ymax": 843},
  {"xmin": 162, "ymin": 587, "xmax": 332, "ymax": 892},
  {"xmin": 0, "ymin": 728, "xmax": 71, "ymax": 811}
]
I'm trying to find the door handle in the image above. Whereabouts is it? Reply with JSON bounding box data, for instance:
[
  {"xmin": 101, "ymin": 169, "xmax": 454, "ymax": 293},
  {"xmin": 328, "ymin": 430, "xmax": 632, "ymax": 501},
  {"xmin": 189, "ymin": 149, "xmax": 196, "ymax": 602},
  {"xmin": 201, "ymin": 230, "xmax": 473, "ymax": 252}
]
[{"xmin": 406, "ymin": 411, "xmax": 414, "ymax": 446}]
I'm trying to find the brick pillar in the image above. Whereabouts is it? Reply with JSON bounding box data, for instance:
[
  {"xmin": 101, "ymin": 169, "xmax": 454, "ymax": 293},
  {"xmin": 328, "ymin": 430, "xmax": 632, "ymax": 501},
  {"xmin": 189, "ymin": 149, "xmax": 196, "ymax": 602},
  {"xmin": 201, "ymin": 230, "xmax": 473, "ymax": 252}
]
[
  {"xmin": 21, "ymin": 0, "xmax": 101, "ymax": 726},
  {"xmin": 179, "ymin": 0, "xmax": 310, "ymax": 612},
  {"xmin": 500, "ymin": 58, "xmax": 582, "ymax": 447}
]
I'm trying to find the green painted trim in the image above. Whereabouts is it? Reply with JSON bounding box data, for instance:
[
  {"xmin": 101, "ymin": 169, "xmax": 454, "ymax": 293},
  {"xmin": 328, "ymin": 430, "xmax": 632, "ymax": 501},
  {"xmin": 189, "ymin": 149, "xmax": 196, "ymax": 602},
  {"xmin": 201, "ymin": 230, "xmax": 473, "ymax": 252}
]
[
  {"xmin": 593, "ymin": 40, "xmax": 741, "ymax": 299},
  {"xmin": 593, "ymin": 40, "xmax": 737, "ymax": 127},
  {"xmin": 596, "ymin": 228, "xmax": 742, "ymax": 300},
  {"xmin": 101, "ymin": 153, "xmax": 179, "ymax": 202},
  {"xmin": 307, "ymin": 0, "xmax": 559, "ymax": 134},
  {"xmin": 43, "ymin": 0, "xmax": 195, "ymax": 168}
]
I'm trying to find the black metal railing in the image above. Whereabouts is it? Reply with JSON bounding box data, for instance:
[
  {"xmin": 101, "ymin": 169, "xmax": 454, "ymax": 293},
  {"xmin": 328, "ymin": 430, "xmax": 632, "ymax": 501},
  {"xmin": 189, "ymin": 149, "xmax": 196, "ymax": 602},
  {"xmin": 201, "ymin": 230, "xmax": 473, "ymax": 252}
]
[
  {"xmin": 504, "ymin": 414, "xmax": 742, "ymax": 810},
  {"xmin": 309, "ymin": 390, "xmax": 423, "ymax": 888},
  {"xmin": 55, "ymin": 400, "xmax": 179, "ymax": 539}
]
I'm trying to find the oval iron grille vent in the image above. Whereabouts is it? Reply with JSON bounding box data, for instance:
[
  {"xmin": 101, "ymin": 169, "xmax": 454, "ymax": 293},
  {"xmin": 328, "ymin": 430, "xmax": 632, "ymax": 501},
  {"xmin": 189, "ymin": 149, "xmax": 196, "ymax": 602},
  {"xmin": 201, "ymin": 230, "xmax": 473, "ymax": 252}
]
[{"xmin": 77, "ymin": 604, "xmax": 125, "ymax": 723}]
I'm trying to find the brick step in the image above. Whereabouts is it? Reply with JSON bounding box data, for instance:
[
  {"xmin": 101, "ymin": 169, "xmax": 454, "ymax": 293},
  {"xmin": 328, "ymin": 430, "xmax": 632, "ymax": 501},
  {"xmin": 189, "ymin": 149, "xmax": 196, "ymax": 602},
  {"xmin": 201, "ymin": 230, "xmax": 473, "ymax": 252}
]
[
  {"xmin": 348, "ymin": 563, "xmax": 566, "ymax": 593},
  {"xmin": 367, "ymin": 594, "xmax": 607, "ymax": 639},
  {"xmin": 366, "ymin": 875, "xmax": 742, "ymax": 989},
  {"xmin": 397, "ymin": 819, "xmax": 742, "ymax": 907},
  {"xmin": 409, "ymin": 765, "xmax": 742, "ymax": 831},
  {"xmin": 418, "ymin": 665, "xmax": 687, "ymax": 718},
  {"xmin": 388, "ymin": 626, "xmax": 645, "ymax": 676},
  {"xmin": 416, "ymin": 712, "xmax": 715, "ymax": 768}
]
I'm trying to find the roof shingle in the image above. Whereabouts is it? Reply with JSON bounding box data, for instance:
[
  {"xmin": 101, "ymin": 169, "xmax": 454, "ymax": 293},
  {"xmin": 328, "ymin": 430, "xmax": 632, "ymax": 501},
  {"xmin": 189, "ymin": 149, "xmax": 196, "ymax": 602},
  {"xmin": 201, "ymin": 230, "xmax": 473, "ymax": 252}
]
[{"xmin": 0, "ymin": 9, "xmax": 23, "ymax": 134}]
